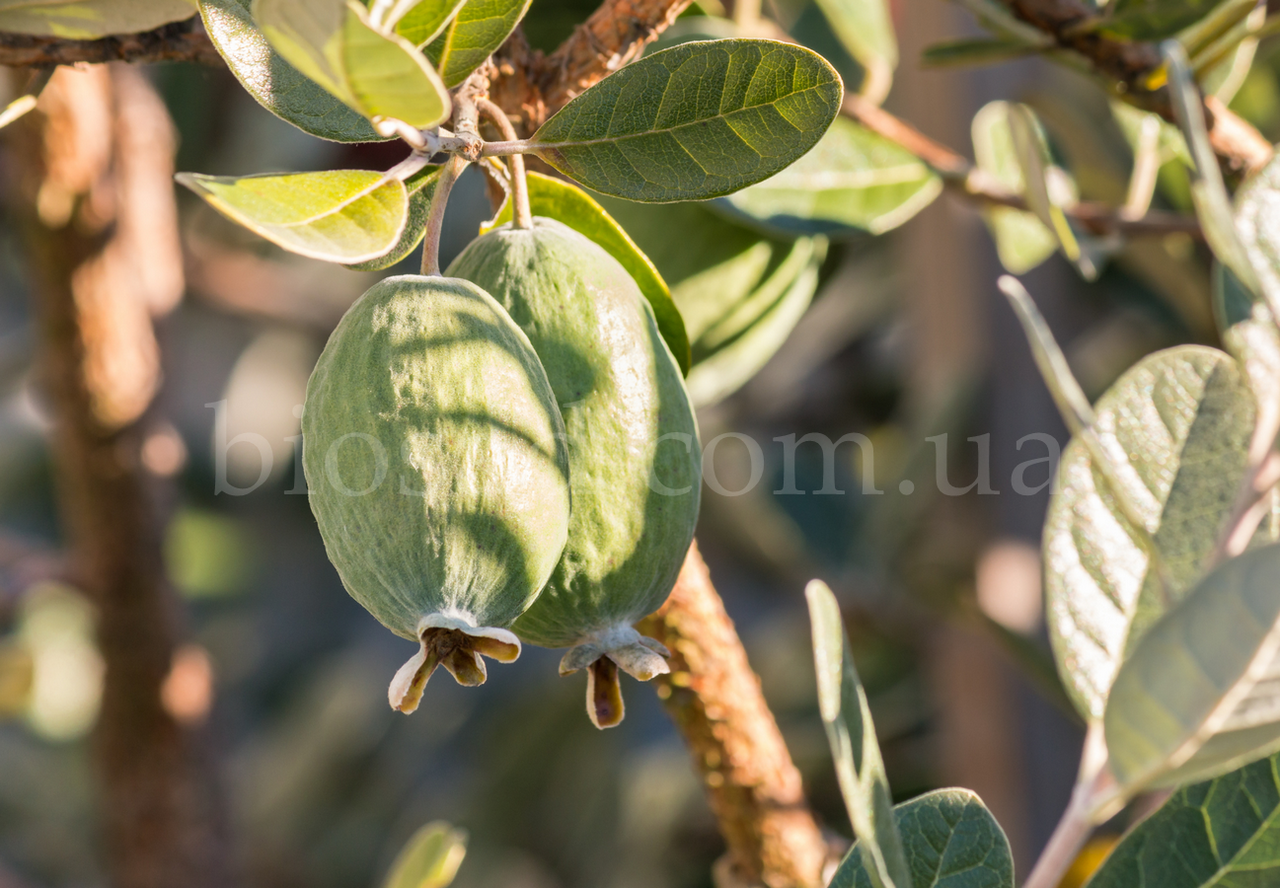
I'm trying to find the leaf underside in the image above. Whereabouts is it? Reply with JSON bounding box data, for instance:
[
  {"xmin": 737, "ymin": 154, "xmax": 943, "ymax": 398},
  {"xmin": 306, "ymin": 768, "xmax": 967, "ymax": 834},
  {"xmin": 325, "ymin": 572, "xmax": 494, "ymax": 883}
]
[{"xmin": 0, "ymin": 0, "xmax": 195, "ymax": 38}]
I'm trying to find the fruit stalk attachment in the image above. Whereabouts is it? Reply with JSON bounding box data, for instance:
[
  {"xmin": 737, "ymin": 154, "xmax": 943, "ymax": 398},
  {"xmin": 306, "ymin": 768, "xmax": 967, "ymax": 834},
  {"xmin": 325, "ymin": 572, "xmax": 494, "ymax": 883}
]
[
  {"xmin": 421, "ymin": 154, "xmax": 468, "ymax": 275},
  {"xmin": 477, "ymin": 97, "xmax": 532, "ymax": 230}
]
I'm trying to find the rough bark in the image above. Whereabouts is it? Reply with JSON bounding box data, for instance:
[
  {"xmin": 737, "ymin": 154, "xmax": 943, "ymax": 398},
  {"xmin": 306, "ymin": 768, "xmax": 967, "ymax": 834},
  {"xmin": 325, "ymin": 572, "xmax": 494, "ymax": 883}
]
[
  {"xmin": 0, "ymin": 19, "xmax": 216, "ymax": 67},
  {"xmin": 638, "ymin": 543, "xmax": 829, "ymax": 888},
  {"xmin": 8, "ymin": 64, "xmax": 231, "ymax": 888}
]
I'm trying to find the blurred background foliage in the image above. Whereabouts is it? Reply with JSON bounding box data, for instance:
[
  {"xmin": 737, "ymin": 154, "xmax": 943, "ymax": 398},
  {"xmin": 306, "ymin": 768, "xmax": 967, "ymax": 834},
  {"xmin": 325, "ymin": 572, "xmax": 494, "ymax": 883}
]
[{"xmin": 0, "ymin": 0, "xmax": 1263, "ymax": 885}]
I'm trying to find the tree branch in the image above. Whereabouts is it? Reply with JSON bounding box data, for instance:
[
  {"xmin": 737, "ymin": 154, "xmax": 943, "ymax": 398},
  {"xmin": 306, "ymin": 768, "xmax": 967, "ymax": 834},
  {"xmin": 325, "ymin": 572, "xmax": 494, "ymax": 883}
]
[
  {"xmin": 0, "ymin": 19, "xmax": 217, "ymax": 68},
  {"xmin": 638, "ymin": 543, "xmax": 830, "ymax": 888}
]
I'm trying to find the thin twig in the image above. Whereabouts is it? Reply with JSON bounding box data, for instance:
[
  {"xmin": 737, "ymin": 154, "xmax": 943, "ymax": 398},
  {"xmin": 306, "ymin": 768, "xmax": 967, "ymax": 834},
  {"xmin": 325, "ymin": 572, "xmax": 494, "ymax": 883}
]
[
  {"xmin": 420, "ymin": 155, "xmax": 468, "ymax": 276},
  {"xmin": 477, "ymin": 98, "xmax": 532, "ymax": 229}
]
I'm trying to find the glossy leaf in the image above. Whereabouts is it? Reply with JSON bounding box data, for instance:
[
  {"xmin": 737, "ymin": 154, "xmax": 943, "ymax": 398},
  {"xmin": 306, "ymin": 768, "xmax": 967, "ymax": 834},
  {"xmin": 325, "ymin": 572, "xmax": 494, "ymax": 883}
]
[
  {"xmin": 1084, "ymin": 753, "xmax": 1280, "ymax": 888},
  {"xmin": 1101, "ymin": 0, "xmax": 1227, "ymax": 41},
  {"xmin": 0, "ymin": 0, "xmax": 194, "ymax": 37},
  {"xmin": 685, "ymin": 237, "xmax": 823, "ymax": 407},
  {"xmin": 1045, "ymin": 346, "xmax": 1256, "ymax": 722},
  {"xmin": 382, "ymin": 822, "xmax": 467, "ymax": 888},
  {"xmin": 200, "ymin": 0, "xmax": 382, "ymax": 142},
  {"xmin": 807, "ymin": 579, "xmax": 911, "ymax": 888},
  {"xmin": 344, "ymin": 165, "xmax": 440, "ymax": 271},
  {"xmin": 531, "ymin": 39, "xmax": 843, "ymax": 203},
  {"xmin": 1106, "ymin": 543, "xmax": 1280, "ymax": 791},
  {"xmin": 971, "ymin": 101, "xmax": 1056, "ymax": 275},
  {"xmin": 812, "ymin": 0, "xmax": 896, "ymax": 103},
  {"xmin": 716, "ymin": 116, "xmax": 941, "ymax": 237},
  {"xmin": 481, "ymin": 170, "xmax": 690, "ymax": 374},
  {"xmin": 177, "ymin": 169, "xmax": 409, "ymax": 264},
  {"xmin": 392, "ymin": 0, "xmax": 465, "ymax": 46},
  {"xmin": 830, "ymin": 789, "xmax": 1015, "ymax": 888},
  {"xmin": 254, "ymin": 0, "xmax": 450, "ymax": 129},
  {"xmin": 424, "ymin": 0, "xmax": 533, "ymax": 87}
]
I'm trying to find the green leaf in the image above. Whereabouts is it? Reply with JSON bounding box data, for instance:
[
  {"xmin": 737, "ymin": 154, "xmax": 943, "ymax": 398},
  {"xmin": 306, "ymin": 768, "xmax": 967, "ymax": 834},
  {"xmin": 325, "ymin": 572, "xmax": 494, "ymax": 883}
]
[
  {"xmin": 344, "ymin": 165, "xmax": 440, "ymax": 270},
  {"xmin": 253, "ymin": 0, "xmax": 450, "ymax": 130},
  {"xmin": 921, "ymin": 37, "xmax": 1043, "ymax": 68},
  {"xmin": 807, "ymin": 579, "xmax": 911, "ymax": 888},
  {"xmin": 684, "ymin": 236, "xmax": 823, "ymax": 407},
  {"xmin": 972, "ymin": 101, "xmax": 1057, "ymax": 275},
  {"xmin": 200, "ymin": 0, "xmax": 383, "ymax": 142},
  {"xmin": 177, "ymin": 169, "xmax": 409, "ymax": 264},
  {"xmin": 1234, "ymin": 151, "xmax": 1280, "ymax": 315},
  {"xmin": 1105, "ymin": 543, "xmax": 1280, "ymax": 791},
  {"xmin": 480, "ymin": 171, "xmax": 691, "ymax": 374},
  {"xmin": 0, "ymin": 0, "xmax": 194, "ymax": 37},
  {"xmin": 1100, "ymin": 0, "xmax": 1227, "ymax": 41},
  {"xmin": 424, "ymin": 0, "xmax": 532, "ymax": 87},
  {"xmin": 715, "ymin": 116, "xmax": 941, "ymax": 237},
  {"xmin": 531, "ymin": 39, "xmax": 843, "ymax": 203},
  {"xmin": 1084, "ymin": 753, "xmax": 1280, "ymax": 888},
  {"xmin": 382, "ymin": 822, "xmax": 467, "ymax": 888},
  {"xmin": 811, "ymin": 0, "xmax": 896, "ymax": 103},
  {"xmin": 830, "ymin": 789, "xmax": 1015, "ymax": 888},
  {"xmin": 1045, "ymin": 346, "xmax": 1256, "ymax": 722},
  {"xmin": 392, "ymin": 0, "xmax": 465, "ymax": 46}
]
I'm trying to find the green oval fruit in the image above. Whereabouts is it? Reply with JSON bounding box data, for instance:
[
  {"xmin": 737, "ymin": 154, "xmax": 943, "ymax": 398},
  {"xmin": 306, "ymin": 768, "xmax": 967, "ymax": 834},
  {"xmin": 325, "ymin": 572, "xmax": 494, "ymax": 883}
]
[
  {"xmin": 302, "ymin": 274, "xmax": 572, "ymax": 713},
  {"xmin": 447, "ymin": 218, "xmax": 702, "ymax": 729}
]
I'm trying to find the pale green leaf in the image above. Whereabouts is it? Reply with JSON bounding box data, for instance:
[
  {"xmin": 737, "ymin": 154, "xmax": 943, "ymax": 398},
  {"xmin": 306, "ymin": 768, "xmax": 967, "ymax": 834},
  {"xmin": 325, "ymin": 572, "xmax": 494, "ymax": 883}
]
[
  {"xmin": 0, "ymin": 0, "xmax": 194, "ymax": 38},
  {"xmin": 254, "ymin": 0, "xmax": 450, "ymax": 129},
  {"xmin": 1084, "ymin": 753, "xmax": 1280, "ymax": 888},
  {"xmin": 531, "ymin": 39, "xmax": 843, "ymax": 203},
  {"xmin": 200, "ymin": 0, "xmax": 383, "ymax": 142},
  {"xmin": 807, "ymin": 579, "xmax": 910, "ymax": 888},
  {"xmin": 685, "ymin": 237, "xmax": 823, "ymax": 407},
  {"xmin": 716, "ymin": 116, "xmax": 940, "ymax": 237},
  {"xmin": 178, "ymin": 169, "xmax": 409, "ymax": 264},
  {"xmin": 1045, "ymin": 346, "xmax": 1256, "ymax": 722},
  {"xmin": 344, "ymin": 165, "xmax": 440, "ymax": 270},
  {"xmin": 1112, "ymin": 102, "xmax": 1191, "ymax": 169},
  {"xmin": 1101, "ymin": 0, "xmax": 1229, "ymax": 41},
  {"xmin": 1234, "ymin": 151, "xmax": 1280, "ymax": 317},
  {"xmin": 972, "ymin": 101, "xmax": 1056, "ymax": 275},
  {"xmin": 830, "ymin": 789, "xmax": 1015, "ymax": 888},
  {"xmin": 812, "ymin": 0, "xmax": 896, "ymax": 103},
  {"xmin": 480, "ymin": 171, "xmax": 690, "ymax": 374},
  {"xmin": 1105, "ymin": 543, "xmax": 1280, "ymax": 791},
  {"xmin": 382, "ymin": 822, "xmax": 467, "ymax": 888},
  {"xmin": 424, "ymin": 0, "xmax": 532, "ymax": 87},
  {"xmin": 392, "ymin": 0, "xmax": 465, "ymax": 46}
]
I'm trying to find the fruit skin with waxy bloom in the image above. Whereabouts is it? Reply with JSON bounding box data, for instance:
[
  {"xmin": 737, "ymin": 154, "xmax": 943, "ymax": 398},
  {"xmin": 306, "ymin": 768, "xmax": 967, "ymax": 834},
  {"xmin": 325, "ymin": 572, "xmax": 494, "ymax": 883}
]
[
  {"xmin": 448, "ymin": 218, "xmax": 702, "ymax": 729},
  {"xmin": 301, "ymin": 274, "xmax": 572, "ymax": 714}
]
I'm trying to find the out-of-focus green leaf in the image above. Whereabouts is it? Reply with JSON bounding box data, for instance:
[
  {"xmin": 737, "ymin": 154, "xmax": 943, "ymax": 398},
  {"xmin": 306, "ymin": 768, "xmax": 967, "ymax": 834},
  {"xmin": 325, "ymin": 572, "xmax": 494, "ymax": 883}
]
[
  {"xmin": 253, "ymin": 0, "xmax": 450, "ymax": 129},
  {"xmin": 344, "ymin": 165, "xmax": 440, "ymax": 271},
  {"xmin": 972, "ymin": 101, "xmax": 1056, "ymax": 274},
  {"xmin": 531, "ymin": 39, "xmax": 843, "ymax": 203},
  {"xmin": 811, "ymin": 0, "xmax": 896, "ymax": 103},
  {"xmin": 807, "ymin": 579, "xmax": 910, "ymax": 888},
  {"xmin": 830, "ymin": 789, "xmax": 1014, "ymax": 888},
  {"xmin": 424, "ymin": 0, "xmax": 532, "ymax": 86},
  {"xmin": 684, "ymin": 237, "xmax": 823, "ymax": 407},
  {"xmin": 201, "ymin": 0, "xmax": 383, "ymax": 142},
  {"xmin": 481, "ymin": 171, "xmax": 690, "ymax": 374},
  {"xmin": 178, "ymin": 169, "xmax": 409, "ymax": 264},
  {"xmin": 391, "ymin": 0, "xmax": 465, "ymax": 46},
  {"xmin": 1105, "ymin": 543, "xmax": 1280, "ymax": 791},
  {"xmin": 715, "ymin": 116, "xmax": 940, "ymax": 237},
  {"xmin": 382, "ymin": 822, "xmax": 467, "ymax": 888},
  {"xmin": 1044, "ymin": 346, "xmax": 1256, "ymax": 722},
  {"xmin": 1100, "ymin": 0, "xmax": 1227, "ymax": 41},
  {"xmin": 1112, "ymin": 102, "xmax": 1191, "ymax": 168},
  {"xmin": 1234, "ymin": 151, "xmax": 1280, "ymax": 315},
  {"xmin": 0, "ymin": 0, "xmax": 193, "ymax": 37},
  {"xmin": 922, "ymin": 37, "xmax": 1042, "ymax": 68},
  {"xmin": 1085, "ymin": 752, "xmax": 1280, "ymax": 888}
]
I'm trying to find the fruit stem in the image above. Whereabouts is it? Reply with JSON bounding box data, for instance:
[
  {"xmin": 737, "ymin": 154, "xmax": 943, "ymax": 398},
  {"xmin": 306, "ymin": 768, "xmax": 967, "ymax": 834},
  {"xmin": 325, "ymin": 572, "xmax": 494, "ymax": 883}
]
[
  {"xmin": 421, "ymin": 154, "xmax": 468, "ymax": 276},
  {"xmin": 477, "ymin": 98, "xmax": 533, "ymax": 230}
]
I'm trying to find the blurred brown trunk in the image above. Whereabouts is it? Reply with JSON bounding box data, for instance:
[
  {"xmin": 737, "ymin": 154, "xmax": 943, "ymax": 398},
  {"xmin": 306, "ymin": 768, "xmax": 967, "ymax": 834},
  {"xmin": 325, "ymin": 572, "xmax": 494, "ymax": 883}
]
[
  {"xmin": 8, "ymin": 65, "xmax": 232, "ymax": 888},
  {"xmin": 640, "ymin": 542, "xmax": 829, "ymax": 888}
]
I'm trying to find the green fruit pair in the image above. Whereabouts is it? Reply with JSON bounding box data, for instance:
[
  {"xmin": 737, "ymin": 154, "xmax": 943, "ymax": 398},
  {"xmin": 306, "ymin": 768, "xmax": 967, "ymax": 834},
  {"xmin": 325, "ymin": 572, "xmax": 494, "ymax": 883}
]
[
  {"xmin": 448, "ymin": 218, "xmax": 701, "ymax": 728},
  {"xmin": 302, "ymin": 275, "xmax": 571, "ymax": 714}
]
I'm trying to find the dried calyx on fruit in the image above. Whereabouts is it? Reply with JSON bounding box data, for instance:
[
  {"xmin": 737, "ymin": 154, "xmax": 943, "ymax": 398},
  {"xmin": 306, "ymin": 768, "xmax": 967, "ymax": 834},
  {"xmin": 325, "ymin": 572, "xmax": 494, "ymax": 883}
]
[
  {"xmin": 302, "ymin": 275, "xmax": 572, "ymax": 714},
  {"xmin": 448, "ymin": 218, "xmax": 702, "ymax": 728}
]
